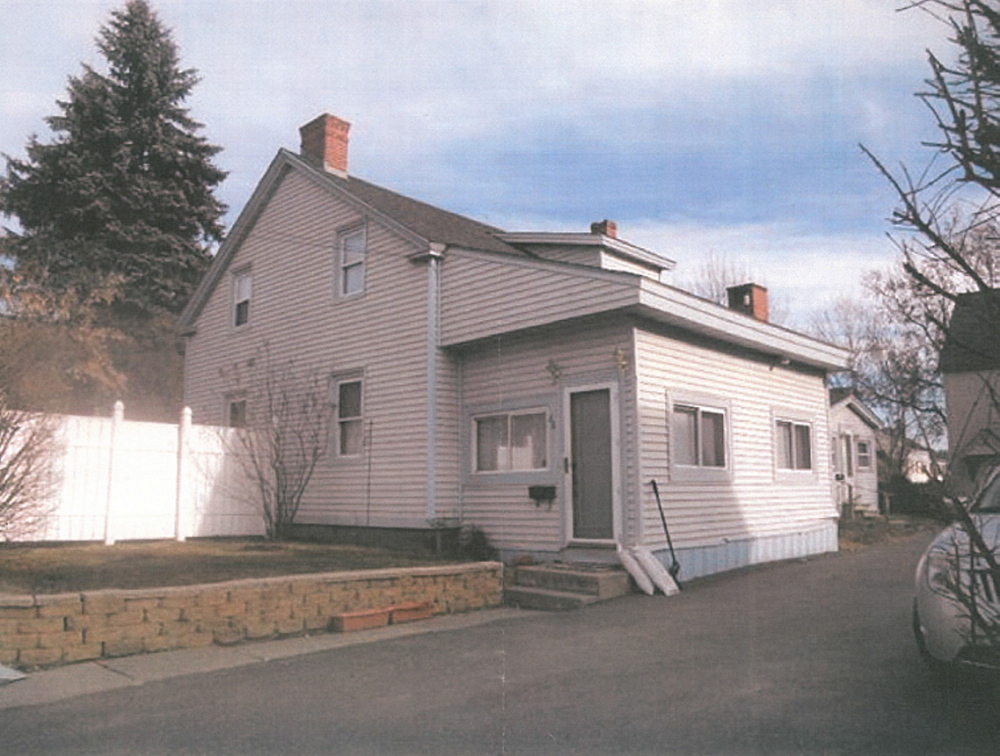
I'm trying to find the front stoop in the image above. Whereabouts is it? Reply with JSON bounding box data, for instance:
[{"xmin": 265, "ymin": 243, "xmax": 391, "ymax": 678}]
[{"xmin": 504, "ymin": 564, "xmax": 632, "ymax": 611}]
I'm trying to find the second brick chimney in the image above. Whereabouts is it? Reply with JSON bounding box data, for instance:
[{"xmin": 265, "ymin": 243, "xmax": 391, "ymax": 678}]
[
  {"xmin": 299, "ymin": 113, "xmax": 351, "ymax": 175},
  {"xmin": 590, "ymin": 219, "xmax": 618, "ymax": 238},
  {"xmin": 726, "ymin": 283, "xmax": 769, "ymax": 322}
]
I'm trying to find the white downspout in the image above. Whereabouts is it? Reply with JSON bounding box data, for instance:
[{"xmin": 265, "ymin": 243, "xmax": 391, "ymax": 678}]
[{"xmin": 425, "ymin": 244, "xmax": 445, "ymax": 524}]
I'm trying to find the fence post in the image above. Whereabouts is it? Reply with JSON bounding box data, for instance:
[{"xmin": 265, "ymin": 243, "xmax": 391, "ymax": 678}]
[
  {"xmin": 175, "ymin": 407, "xmax": 192, "ymax": 542},
  {"xmin": 103, "ymin": 400, "xmax": 125, "ymax": 546}
]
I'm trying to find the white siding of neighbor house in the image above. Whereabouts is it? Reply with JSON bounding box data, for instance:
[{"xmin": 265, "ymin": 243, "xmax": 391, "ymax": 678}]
[
  {"xmin": 830, "ymin": 404, "xmax": 880, "ymax": 514},
  {"xmin": 456, "ymin": 318, "xmax": 636, "ymax": 553},
  {"xmin": 184, "ymin": 167, "xmax": 441, "ymax": 529},
  {"xmin": 439, "ymin": 250, "xmax": 638, "ymax": 347},
  {"xmin": 944, "ymin": 370, "xmax": 1000, "ymax": 494},
  {"xmin": 633, "ymin": 325, "xmax": 837, "ymax": 558}
]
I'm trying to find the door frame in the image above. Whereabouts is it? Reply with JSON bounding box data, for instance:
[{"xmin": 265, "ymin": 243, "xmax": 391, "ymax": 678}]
[{"xmin": 562, "ymin": 382, "xmax": 622, "ymax": 547}]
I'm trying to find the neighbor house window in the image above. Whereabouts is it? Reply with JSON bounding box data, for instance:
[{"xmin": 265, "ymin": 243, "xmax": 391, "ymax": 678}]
[
  {"xmin": 776, "ymin": 420, "xmax": 812, "ymax": 470},
  {"xmin": 475, "ymin": 410, "xmax": 547, "ymax": 472},
  {"xmin": 337, "ymin": 379, "xmax": 364, "ymax": 455},
  {"xmin": 339, "ymin": 226, "xmax": 366, "ymax": 296},
  {"xmin": 857, "ymin": 440, "xmax": 872, "ymax": 469},
  {"xmin": 227, "ymin": 398, "xmax": 247, "ymax": 428},
  {"xmin": 232, "ymin": 269, "xmax": 252, "ymax": 327},
  {"xmin": 672, "ymin": 404, "xmax": 727, "ymax": 468}
]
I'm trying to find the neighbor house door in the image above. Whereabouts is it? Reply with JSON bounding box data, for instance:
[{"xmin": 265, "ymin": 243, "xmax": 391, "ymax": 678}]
[{"xmin": 567, "ymin": 387, "xmax": 616, "ymax": 541}]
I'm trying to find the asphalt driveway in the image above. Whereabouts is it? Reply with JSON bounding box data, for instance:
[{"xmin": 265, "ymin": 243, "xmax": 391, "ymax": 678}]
[{"xmin": 3, "ymin": 530, "xmax": 998, "ymax": 755}]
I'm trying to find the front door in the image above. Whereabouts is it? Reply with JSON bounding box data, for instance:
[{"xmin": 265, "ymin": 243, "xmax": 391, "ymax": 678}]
[{"xmin": 568, "ymin": 388, "xmax": 615, "ymax": 541}]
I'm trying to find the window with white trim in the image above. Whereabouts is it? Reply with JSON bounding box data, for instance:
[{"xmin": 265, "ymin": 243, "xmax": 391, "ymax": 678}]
[
  {"xmin": 474, "ymin": 410, "xmax": 548, "ymax": 473},
  {"xmin": 339, "ymin": 226, "xmax": 366, "ymax": 296},
  {"xmin": 672, "ymin": 404, "xmax": 727, "ymax": 468},
  {"xmin": 336, "ymin": 379, "xmax": 364, "ymax": 456},
  {"xmin": 232, "ymin": 270, "xmax": 252, "ymax": 327},
  {"xmin": 776, "ymin": 420, "xmax": 812, "ymax": 470},
  {"xmin": 857, "ymin": 440, "xmax": 872, "ymax": 469}
]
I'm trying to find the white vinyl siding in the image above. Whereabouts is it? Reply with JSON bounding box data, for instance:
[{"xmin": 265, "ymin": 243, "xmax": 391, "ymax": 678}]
[
  {"xmin": 459, "ymin": 319, "xmax": 634, "ymax": 552},
  {"xmin": 634, "ymin": 325, "xmax": 835, "ymax": 551},
  {"xmin": 440, "ymin": 250, "xmax": 638, "ymax": 347},
  {"xmin": 183, "ymin": 168, "xmax": 442, "ymax": 529}
]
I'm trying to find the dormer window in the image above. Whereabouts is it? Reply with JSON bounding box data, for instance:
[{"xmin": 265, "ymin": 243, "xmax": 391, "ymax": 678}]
[
  {"xmin": 233, "ymin": 269, "xmax": 252, "ymax": 327},
  {"xmin": 339, "ymin": 226, "xmax": 366, "ymax": 296}
]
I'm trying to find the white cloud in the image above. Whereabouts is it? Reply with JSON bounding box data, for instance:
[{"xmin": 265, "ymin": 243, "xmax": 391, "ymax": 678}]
[{"xmin": 622, "ymin": 218, "xmax": 897, "ymax": 324}]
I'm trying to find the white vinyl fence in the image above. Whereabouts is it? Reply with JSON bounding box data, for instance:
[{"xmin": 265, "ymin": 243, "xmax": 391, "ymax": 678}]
[{"xmin": 18, "ymin": 402, "xmax": 265, "ymax": 543}]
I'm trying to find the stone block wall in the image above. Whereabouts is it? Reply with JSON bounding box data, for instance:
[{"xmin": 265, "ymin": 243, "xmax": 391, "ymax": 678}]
[{"xmin": 0, "ymin": 562, "xmax": 502, "ymax": 669}]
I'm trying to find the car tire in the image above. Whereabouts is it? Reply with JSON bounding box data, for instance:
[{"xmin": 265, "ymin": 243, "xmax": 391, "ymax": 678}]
[{"xmin": 913, "ymin": 601, "xmax": 957, "ymax": 680}]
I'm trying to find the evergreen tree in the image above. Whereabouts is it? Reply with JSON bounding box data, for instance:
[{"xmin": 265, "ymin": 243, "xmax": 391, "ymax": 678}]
[{"xmin": 0, "ymin": 0, "xmax": 226, "ymax": 316}]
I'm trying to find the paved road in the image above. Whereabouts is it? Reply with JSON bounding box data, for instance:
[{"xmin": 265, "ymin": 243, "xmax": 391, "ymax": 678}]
[{"xmin": 3, "ymin": 531, "xmax": 998, "ymax": 755}]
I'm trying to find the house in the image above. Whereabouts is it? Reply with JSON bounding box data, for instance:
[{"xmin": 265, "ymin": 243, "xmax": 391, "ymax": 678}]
[
  {"xmin": 940, "ymin": 289, "xmax": 1000, "ymax": 496},
  {"xmin": 179, "ymin": 114, "xmax": 849, "ymax": 580},
  {"xmin": 828, "ymin": 389, "xmax": 880, "ymax": 515}
]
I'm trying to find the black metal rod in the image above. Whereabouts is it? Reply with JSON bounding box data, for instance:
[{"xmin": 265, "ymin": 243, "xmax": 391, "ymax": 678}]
[{"xmin": 651, "ymin": 479, "xmax": 682, "ymax": 589}]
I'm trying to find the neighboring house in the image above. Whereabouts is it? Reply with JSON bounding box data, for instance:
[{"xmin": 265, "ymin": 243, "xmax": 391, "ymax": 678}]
[
  {"xmin": 940, "ymin": 289, "xmax": 1000, "ymax": 496},
  {"xmin": 829, "ymin": 389, "xmax": 880, "ymax": 515},
  {"xmin": 179, "ymin": 114, "xmax": 849, "ymax": 580}
]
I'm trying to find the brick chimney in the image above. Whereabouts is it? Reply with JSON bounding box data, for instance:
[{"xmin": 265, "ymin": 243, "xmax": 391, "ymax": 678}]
[
  {"xmin": 590, "ymin": 219, "xmax": 618, "ymax": 238},
  {"xmin": 299, "ymin": 113, "xmax": 351, "ymax": 175},
  {"xmin": 726, "ymin": 283, "xmax": 769, "ymax": 322}
]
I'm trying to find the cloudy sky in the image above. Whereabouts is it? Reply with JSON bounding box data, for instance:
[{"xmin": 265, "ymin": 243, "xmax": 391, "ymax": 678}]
[{"xmin": 1, "ymin": 1, "xmax": 953, "ymax": 324}]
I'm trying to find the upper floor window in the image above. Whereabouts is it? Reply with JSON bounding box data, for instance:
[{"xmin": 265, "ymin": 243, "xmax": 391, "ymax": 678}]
[
  {"xmin": 336, "ymin": 379, "xmax": 364, "ymax": 456},
  {"xmin": 339, "ymin": 226, "xmax": 366, "ymax": 296},
  {"xmin": 776, "ymin": 420, "xmax": 812, "ymax": 470},
  {"xmin": 232, "ymin": 269, "xmax": 252, "ymax": 327},
  {"xmin": 228, "ymin": 398, "xmax": 248, "ymax": 428},
  {"xmin": 857, "ymin": 440, "xmax": 872, "ymax": 469},
  {"xmin": 474, "ymin": 410, "xmax": 548, "ymax": 473},
  {"xmin": 672, "ymin": 404, "xmax": 727, "ymax": 468}
]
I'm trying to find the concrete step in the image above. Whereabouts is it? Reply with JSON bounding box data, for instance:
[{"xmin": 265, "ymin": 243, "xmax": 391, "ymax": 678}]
[
  {"xmin": 514, "ymin": 565, "xmax": 631, "ymax": 599},
  {"xmin": 503, "ymin": 585, "xmax": 604, "ymax": 611}
]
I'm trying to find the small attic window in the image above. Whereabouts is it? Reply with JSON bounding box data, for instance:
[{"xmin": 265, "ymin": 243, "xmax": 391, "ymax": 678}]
[
  {"xmin": 339, "ymin": 226, "xmax": 366, "ymax": 296},
  {"xmin": 232, "ymin": 269, "xmax": 252, "ymax": 327}
]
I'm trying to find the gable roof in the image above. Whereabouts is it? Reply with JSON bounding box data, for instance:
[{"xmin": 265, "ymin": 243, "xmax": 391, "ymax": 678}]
[
  {"xmin": 179, "ymin": 149, "xmax": 523, "ymax": 331},
  {"xmin": 829, "ymin": 389, "xmax": 882, "ymax": 430},
  {"xmin": 940, "ymin": 289, "xmax": 1000, "ymax": 373}
]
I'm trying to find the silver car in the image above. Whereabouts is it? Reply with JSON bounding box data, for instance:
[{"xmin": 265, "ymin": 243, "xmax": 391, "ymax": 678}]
[{"xmin": 913, "ymin": 468, "xmax": 1000, "ymax": 673}]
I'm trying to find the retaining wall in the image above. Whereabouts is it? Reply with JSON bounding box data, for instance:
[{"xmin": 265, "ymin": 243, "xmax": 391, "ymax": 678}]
[{"xmin": 0, "ymin": 562, "xmax": 502, "ymax": 669}]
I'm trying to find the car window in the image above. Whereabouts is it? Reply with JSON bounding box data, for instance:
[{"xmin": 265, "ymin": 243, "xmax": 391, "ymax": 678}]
[{"xmin": 973, "ymin": 472, "xmax": 1000, "ymax": 513}]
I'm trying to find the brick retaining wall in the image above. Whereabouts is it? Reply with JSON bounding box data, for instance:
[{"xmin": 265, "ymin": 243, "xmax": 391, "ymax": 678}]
[{"xmin": 0, "ymin": 562, "xmax": 502, "ymax": 669}]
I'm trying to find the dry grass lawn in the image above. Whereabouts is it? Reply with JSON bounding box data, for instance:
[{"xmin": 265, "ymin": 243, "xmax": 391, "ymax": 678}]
[
  {"xmin": 837, "ymin": 515, "xmax": 938, "ymax": 552},
  {"xmin": 0, "ymin": 539, "xmax": 457, "ymax": 595}
]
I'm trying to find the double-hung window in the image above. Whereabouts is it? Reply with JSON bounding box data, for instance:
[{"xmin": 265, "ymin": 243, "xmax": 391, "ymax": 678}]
[
  {"xmin": 475, "ymin": 410, "xmax": 548, "ymax": 473},
  {"xmin": 857, "ymin": 440, "xmax": 872, "ymax": 469},
  {"xmin": 339, "ymin": 226, "xmax": 366, "ymax": 296},
  {"xmin": 232, "ymin": 270, "xmax": 252, "ymax": 327},
  {"xmin": 336, "ymin": 379, "xmax": 364, "ymax": 456},
  {"xmin": 672, "ymin": 404, "xmax": 727, "ymax": 469},
  {"xmin": 776, "ymin": 420, "xmax": 812, "ymax": 470}
]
